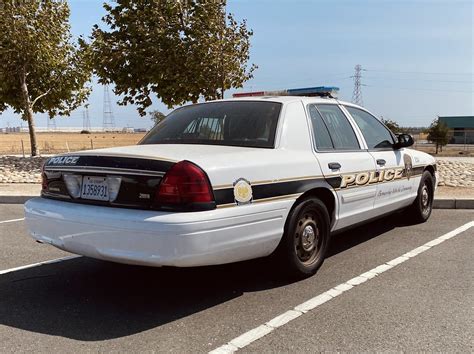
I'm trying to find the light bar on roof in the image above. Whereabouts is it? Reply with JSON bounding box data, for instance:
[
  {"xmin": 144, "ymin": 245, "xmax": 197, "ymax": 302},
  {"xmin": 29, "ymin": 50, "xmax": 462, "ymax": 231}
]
[{"xmin": 232, "ymin": 86, "xmax": 339, "ymax": 98}]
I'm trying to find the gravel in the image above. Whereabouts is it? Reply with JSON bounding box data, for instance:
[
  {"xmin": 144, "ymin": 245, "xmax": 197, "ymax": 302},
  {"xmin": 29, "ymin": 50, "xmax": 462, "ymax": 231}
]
[
  {"xmin": 435, "ymin": 160, "xmax": 474, "ymax": 188},
  {"xmin": 0, "ymin": 156, "xmax": 46, "ymax": 183}
]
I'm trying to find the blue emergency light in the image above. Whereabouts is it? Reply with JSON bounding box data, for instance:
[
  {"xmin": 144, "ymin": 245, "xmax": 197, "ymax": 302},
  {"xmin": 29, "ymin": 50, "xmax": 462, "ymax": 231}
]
[{"xmin": 233, "ymin": 86, "xmax": 339, "ymax": 98}]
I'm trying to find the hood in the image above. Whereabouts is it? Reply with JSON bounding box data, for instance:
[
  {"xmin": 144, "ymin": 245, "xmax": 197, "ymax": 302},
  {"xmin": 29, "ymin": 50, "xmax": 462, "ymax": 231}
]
[{"xmin": 405, "ymin": 148, "xmax": 436, "ymax": 166}]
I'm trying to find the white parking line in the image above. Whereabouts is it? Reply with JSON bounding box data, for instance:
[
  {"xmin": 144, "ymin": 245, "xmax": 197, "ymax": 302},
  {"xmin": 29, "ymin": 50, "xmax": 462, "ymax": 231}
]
[
  {"xmin": 209, "ymin": 221, "xmax": 474, "ymax": 354},
  {"xmin": 0, "ymin": 255, "xmax": 82, "ymax": 275},
  {"xmin": 0, "ymin": 218, "xmax": 24, "ymax": 224}
]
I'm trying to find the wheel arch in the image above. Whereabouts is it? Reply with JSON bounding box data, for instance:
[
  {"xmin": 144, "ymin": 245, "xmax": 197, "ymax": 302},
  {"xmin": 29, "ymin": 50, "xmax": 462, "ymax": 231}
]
[
  {"xmin": 424, "ymin": 164, "xmax": 437, "ymax": 187},
  {"xmin": 424, "ymin": 164, "xmax": 435, "ymax": 177},
  {"xmin": 293, "ymin": 187, "xmax": 337, "ymax": 228}
]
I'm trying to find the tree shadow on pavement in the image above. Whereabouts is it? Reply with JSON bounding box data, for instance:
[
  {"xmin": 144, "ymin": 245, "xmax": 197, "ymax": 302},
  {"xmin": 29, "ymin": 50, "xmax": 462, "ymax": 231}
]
[{"xmin": 0, "ymin": 211, "xmax": 413, "ymax": 341}]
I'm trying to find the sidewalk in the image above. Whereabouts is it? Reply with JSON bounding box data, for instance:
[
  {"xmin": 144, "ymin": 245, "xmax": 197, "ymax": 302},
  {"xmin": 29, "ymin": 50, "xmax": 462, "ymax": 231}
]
[
  {"xmin": 0, "ymin": 183, "xmax": 472, "ymax": 208},
  {"xmin": 0, "ymin": 184, "xmax": 41, "ymax": 204}
]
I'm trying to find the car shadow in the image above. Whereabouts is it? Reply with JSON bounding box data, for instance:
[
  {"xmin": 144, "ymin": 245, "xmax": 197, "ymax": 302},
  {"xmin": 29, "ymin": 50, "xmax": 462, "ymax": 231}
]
[{"xmin": 0, "ymin": 212, "xmax": 413, "ymax": 341}]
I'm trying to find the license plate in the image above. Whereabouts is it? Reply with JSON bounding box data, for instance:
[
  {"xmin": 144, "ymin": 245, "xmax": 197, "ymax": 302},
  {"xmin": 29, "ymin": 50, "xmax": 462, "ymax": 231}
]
[{"xmin": 81, "ymin": 176, "xmax": 109, "ymax": 201}]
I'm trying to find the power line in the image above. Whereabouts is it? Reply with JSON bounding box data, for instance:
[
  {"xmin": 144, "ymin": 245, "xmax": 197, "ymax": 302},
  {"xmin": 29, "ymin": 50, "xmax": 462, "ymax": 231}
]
[
  {"xmin": 47, "ymin": 117, "xmax": 57, "ymax": 131},
  {"xmin": 364, "ymin": 84, "xmax": 473, "ymax": 93},
  {"xmin": 82, "ymin": 108, "xmax": 91, "ymax": 131},
  {"xmin": 351, "ymin": 64, "xmax": 364, "ymax": 106},
  {"xmin": 363, "ymin": 76, "xmax": 474, "ymax": 84},
  {"xmin": 241, "ymin": 74, "xmax": 353, "ymax": 90},
  {"xmin": 102, "ymin": 84, "xmax": 116, "ymax": 131},
  {"xmin": 364, "ymin": 69, "xmax": 473, "ymax": 76}
]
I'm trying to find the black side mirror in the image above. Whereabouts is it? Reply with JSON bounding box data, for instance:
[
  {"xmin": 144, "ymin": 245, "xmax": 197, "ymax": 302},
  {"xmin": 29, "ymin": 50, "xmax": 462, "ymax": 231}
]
[{"xmin": 394, "ymin": 133, "xmax": 414, "ymax": 149}]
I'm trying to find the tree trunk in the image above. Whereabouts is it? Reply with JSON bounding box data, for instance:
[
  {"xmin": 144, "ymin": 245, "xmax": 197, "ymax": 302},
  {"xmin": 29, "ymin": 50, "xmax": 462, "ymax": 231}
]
[
  {"xmin": 435, "ymin": 142, "xmax": 439, "ymax": 154},
  {"xmin": 19, "ymin": 70, "xmax": 38, "ymax": 156}
]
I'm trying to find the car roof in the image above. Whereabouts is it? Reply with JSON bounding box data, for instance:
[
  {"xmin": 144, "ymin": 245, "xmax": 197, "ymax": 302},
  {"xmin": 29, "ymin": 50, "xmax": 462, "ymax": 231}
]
[{"xmin": 216, "ymin": 95, "xmax": 362, "ymax": 109}]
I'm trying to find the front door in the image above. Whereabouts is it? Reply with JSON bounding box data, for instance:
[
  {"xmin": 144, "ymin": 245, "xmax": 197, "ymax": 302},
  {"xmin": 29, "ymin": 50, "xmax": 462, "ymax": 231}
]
[
  {"xmin": 343, "ymin": 105, "xmax": 418, "ymax": 214},
  {"xmin": 307, "ymin": 103, "xmax": 378, "ymax": 230}
]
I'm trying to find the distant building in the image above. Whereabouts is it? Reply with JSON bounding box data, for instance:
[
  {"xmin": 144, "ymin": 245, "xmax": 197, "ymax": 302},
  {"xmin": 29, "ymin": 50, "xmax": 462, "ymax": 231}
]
[
  {"xmin": 438, "ymin": 116, "xmax": 474, "ymax": 144},
  {"xmin": 134, "ymin": 128, "xmax": 148, "ymax": 133}
]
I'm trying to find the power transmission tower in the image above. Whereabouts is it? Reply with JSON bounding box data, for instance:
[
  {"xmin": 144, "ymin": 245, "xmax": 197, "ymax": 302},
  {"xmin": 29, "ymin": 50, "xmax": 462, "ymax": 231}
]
[
  {"xmin": 47, "ymin": 117, "xmax": 57, "ymax": 131},
  {"xmin": 82, "ymin": 108, "xmax": 91, "ymax": 131},
  {"xmin": 351, "ymin": 64, "xmax": 364, "ymax": 106},
  {"xmin": 102, "ymin": 84, "xmax": 116, "ymax": 131}
]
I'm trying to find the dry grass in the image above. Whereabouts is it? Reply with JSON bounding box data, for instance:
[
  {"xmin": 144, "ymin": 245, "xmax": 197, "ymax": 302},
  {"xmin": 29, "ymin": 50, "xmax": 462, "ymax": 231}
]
[
  {"xmin": 414, "ymin": 144, "xmax": 473, "ymax": 157},
  {"xmin": 1, "ymin": 132, "xmax": 472, "ymax": 157},
  {"xmin": 0, "ymin": 132, "xmax": 146, "ymax": 155}
]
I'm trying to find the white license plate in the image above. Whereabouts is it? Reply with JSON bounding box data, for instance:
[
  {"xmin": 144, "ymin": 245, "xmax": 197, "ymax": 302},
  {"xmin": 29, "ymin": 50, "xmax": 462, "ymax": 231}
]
[{"xmin": 81, "ymin": 176, "xmax": 109, "ymax": 201}]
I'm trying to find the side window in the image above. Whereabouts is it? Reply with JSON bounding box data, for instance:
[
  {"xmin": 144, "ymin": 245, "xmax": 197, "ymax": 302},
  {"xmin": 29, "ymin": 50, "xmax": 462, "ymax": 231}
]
[
  {"xmin": 308, "ymin": 105, "xmax": 333, "ymax": 150},
  {"xmin": 311, "ymin": 104, "xmax": 360, "ymax": 150},
  {"xmin": 345, "ymin": 106, "xmax": 395, "ymax": 149}
]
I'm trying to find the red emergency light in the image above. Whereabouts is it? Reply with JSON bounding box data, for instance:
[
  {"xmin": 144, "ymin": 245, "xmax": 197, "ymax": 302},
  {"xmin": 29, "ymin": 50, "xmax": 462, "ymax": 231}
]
[{"xmin": 232, "ymin": 86, "xmax": 339, "ymax": 98}]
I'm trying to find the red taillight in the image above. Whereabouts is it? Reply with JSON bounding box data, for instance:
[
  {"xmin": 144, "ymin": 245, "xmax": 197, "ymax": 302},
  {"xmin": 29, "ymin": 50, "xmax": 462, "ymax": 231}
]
[
  {"xmin": 41, "ymin": 162, "xmax": 48, "ymax": 190},
  {"xmin": 156, "ymin": 161, "xmax": 214, "ymax": 205}
]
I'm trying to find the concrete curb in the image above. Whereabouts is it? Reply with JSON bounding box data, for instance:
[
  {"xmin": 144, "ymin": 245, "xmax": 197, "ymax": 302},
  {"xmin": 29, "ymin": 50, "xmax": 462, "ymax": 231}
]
[
  {"xmin": 1, "ymin": 195, "xmax": 473, "ymax": 209},
  {"xmin": 433, "ymin": 198, "xmax": 474, "ymax": 209},
  {"xmin": 0, "ymin": 196, "xmax": 38, "ymax": 204}
]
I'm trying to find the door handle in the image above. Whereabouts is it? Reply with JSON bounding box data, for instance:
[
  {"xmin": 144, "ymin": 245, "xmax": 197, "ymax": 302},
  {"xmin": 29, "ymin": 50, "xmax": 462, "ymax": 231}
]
[
  {"xmin": 376, "ymin": 159, "xmax": 386, "ymax": 166},
  {"xmin": 328, "ymin": 162, "xmax": 341, "ymax": 170}
]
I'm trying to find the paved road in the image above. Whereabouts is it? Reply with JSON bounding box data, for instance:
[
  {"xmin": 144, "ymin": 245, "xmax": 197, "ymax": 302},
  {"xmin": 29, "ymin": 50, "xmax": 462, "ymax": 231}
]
[{"xmin": 0, "ymin": 205, "xmax": 472, "ymax": 352}]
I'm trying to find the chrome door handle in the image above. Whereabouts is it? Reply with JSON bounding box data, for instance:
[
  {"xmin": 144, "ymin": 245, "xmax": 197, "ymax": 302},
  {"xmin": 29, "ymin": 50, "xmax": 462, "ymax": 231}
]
[
  {"xmin": 328, "ymin": 162, "xmax": 341, "ymax": 170},
  {"xmin": 376, "ymin": 159, "xmax": 386, "ymax": 166}
]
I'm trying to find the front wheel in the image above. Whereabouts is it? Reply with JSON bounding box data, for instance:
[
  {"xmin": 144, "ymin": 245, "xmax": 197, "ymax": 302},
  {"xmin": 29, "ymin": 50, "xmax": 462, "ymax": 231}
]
[
  {"xmin": 275, "ymin": 197, "xmax": 330, "ymax": 278},
  {"xmin": 408, "ymin": 171, "xmax": 434, "ymax": 223}
]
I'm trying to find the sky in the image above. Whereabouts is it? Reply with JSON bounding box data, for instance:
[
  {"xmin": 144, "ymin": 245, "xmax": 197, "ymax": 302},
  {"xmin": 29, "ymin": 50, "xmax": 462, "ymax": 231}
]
[{"xmin": 1, "ymin": 0, "xmax": 472, "ymax": 129}]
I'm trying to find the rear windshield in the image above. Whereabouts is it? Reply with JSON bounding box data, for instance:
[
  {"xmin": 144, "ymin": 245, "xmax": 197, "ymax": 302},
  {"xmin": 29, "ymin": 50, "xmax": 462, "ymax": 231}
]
[{"xmin": 140, "ymin": 101, "xmax": 282, "ymax": 148}]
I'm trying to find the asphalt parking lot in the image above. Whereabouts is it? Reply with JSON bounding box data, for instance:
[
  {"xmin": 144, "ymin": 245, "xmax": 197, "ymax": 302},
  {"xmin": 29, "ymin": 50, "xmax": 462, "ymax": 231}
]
[{"xmin": 0, "ymin": 204, "xmax": 472, "ymax": 352}]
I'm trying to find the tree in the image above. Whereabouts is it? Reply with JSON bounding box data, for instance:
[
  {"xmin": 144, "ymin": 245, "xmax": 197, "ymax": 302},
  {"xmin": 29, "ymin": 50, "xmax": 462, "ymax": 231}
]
[
  {"xmin": 427, "ymin": 118, "xmax": 451, "ymax": 154},
  {"xmin": 0, "ymin": 0, "xmax": 92, "ymax": 156},
  {"xmin": 149, "ymin": 110, "xmax": 166, "ymax": 126},
  {"xmin": 381, "ymin": 117, "xmax": 402, "ymax": 134},
  {"xmin": 89, "ymin": 0, "xmax": 256, "ymax": 115}
]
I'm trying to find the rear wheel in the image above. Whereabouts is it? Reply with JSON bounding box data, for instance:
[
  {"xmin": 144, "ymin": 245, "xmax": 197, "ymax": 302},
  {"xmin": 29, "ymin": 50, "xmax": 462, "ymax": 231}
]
[
  {"xmin": 408, "ymin": 171, "xmax": 434, "ymax": 223},
  {"xmin": 276, "ymin": 197, "xmax": 330, "ymax": 278}
]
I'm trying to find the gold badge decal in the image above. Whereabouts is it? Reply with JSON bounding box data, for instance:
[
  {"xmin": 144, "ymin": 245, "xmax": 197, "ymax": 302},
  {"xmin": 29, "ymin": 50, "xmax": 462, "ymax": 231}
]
[
  {"xmin": 403, "ymin": 154, "xmax": 413, "ymax": 180},
  {"xmin": 233, "ymin": 178, "xmax": 253, "ymax": 205}
]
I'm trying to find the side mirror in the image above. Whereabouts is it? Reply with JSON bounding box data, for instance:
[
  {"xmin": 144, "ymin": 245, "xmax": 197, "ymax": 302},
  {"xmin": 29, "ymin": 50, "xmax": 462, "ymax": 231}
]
[{"xmin": 394, "ymin": 133, "xmax": 414, "ymax": 149}]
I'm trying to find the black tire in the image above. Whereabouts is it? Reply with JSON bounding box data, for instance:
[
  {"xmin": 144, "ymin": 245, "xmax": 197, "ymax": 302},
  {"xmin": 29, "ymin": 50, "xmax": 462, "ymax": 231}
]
[
  {"xmin": 275, "ymin": 197, "xmax": 330, "ymax": 278},
  {"xmin": 408, "ymin": 171, "xmax": 434, "ymax": 223}
]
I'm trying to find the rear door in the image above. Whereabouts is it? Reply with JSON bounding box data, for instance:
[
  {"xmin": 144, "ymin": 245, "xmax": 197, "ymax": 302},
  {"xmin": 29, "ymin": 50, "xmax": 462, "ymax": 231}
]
[
  {"xmin": 343, "ymin": 105, "xmax": 418, "ymax": 214},
  {"xmin": 307, "ymin": 103, "xmax": 378, "ymax": 230}
]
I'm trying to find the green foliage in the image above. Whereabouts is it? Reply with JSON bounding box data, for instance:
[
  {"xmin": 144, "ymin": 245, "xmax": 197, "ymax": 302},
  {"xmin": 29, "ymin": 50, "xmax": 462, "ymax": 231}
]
[
  {"xmin": 89, "ymin": 0, "xmax": 256, "ymax": 115},
  {"xmin": 149, "ymin": 110, "xmax": 166, "ymax": 126},
  {"xmin": 0, "ymin": 0, "xmax": 92, "ymax": 155},
  {"xmin": 427, "ymin": 118, "xmax": 451, "ymax": 154},
  {"xmin": 381, "ymin": 118, "xmax": 402, "ymax": 134}
]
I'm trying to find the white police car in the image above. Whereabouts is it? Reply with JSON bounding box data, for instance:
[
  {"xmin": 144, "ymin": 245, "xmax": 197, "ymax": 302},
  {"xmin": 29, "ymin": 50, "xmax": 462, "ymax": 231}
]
[{"xmin": 24, "ymin": 87, "xmax": 437, "ymax": 277}]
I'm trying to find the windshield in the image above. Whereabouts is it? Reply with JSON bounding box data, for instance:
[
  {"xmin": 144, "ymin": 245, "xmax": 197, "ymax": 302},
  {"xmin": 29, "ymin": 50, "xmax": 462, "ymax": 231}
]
[{"xmin": 140, "ymin": 101, "xmax": 282, "ymax": 148}]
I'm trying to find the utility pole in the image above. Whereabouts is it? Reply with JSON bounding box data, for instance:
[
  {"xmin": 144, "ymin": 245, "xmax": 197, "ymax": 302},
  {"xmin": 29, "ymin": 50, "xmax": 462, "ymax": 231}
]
[
  {"xmin": 102, "ymin": 84, "xmax": 116, "ymax": 131},
  {"xmin": 82, "ymin": 108, "xmax": 91, "ymax": 131},
  {"xmin": 351, "ymin": 64, "xmax": 364, "ymax": 106},
  {"xmin": 47, "ymin": 117, "xmax": 57, "ymax": 131}
]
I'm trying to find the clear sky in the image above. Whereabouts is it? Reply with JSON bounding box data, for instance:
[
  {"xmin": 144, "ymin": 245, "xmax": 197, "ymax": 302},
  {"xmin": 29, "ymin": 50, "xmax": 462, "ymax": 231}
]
[{"xmin": 1, "ymin": 0, "xmax": 472, "ymax": 129}]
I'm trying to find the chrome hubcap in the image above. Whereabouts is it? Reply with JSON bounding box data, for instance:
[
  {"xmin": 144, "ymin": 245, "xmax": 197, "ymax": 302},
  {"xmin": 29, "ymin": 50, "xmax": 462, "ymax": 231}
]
[
  {"xmin": 421, "ymin": 186, "xmax": 429, "ymax": 208},
  {"xmin": 302, "ymin": 225, "xmax": 315, "ymax": 251},
  {"xmin": 294, "ymin": 211, "xmax": 321, "ymax": 265}
]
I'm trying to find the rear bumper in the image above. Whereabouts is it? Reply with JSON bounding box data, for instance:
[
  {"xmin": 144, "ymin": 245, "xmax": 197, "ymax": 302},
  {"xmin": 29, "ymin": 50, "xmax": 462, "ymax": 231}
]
[{"xmin": 24, "ymin": 198, "xmax": 291, "ymax": 267}]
